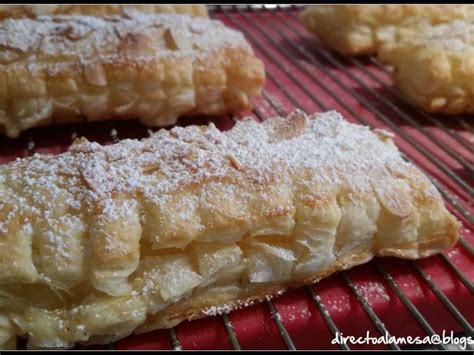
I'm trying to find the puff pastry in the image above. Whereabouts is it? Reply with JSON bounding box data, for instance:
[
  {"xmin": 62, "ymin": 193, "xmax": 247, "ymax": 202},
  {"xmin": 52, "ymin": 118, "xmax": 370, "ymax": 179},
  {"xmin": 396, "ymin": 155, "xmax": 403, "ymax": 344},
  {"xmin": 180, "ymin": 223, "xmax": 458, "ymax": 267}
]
[
  {"xmin": 0, "ymin": 13, "xmax": 265, "ymax": 138},
  {"xmin": 0, "ymin": 110, "xmax": 458, "ymax": 349},
  {"xmin": 0, "ymin": 4, "xmax": 209, "ymax": 19},
  {"xmin": 300, "ymin": 5, "xmax": 474, "ymax": 56},
  {"xmin": 378, "ymin": 20, "xmax": 474, "ymax": 114}
]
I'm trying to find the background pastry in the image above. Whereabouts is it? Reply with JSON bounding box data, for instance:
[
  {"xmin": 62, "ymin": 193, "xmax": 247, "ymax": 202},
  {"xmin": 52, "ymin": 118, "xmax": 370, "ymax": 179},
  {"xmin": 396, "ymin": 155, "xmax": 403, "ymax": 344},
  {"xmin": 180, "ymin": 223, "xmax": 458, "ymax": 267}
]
[
  {"xmin": 0, "ymin": 4, "xmax": 209, "ymax": 19},
  {"xmin": 300, "ymin": 5, "xmax": 474, "ymax": 56},
  {"xmin": 378, "ymin": 20, "xmax": 474, "ymax": 114},
  {"xmin": 0, "ymin": 13, "xmax": 265, "ymax": 138},
  {"xmin": 0, "ymin": 110, "xmax": 458, "ymax": 349}
]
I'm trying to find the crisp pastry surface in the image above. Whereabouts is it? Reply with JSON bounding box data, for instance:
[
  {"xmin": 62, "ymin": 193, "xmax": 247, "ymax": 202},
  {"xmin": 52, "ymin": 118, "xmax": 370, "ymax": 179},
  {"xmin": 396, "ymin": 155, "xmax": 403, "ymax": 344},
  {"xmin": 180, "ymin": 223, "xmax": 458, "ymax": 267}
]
[
  {"xmin": 0, "ymin": 110, "xmax": 459, "ymax": 349},
  {"xmin": 0, "ymin": 4, "xmax": 209, "ymax": 19},
  {"xmin": 0, "ymin": 13, "xmax": 265, "ymax": 138},
  {"xmin": 378, "ymin": 20, "xmax": 474, "ymax": 114},
  {"xmin": 300, "ymin": 5, "xmax": 474, "ymax": 56}
]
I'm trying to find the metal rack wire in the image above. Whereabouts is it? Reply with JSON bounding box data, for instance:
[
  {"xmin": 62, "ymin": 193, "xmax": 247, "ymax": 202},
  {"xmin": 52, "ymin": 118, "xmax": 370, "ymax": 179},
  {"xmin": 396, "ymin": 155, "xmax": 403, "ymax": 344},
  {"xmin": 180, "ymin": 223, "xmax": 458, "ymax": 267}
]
[{"xmin": 8, "ymin": 5, "xmax": 473, "ymax": 351}]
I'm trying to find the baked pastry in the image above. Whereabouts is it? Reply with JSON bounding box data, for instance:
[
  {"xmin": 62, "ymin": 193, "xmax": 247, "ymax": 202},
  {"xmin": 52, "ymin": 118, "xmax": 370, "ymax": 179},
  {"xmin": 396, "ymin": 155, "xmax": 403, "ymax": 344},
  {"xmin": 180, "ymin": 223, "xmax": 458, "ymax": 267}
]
[
  {"xmin": 378, "ymin": 20, "xmax": 474, "ymax": 114},
  {"xmin": 0, "ymin": 110, "xmax": 458, "ymax": 349},
  {"xmin": 0, "ymin": 13, "xmax": 265, "ymax": 138},
  {"xmin": 300, "ymin": 5, "xmax": 474, "ymax": 55},
  {"xmin": 0, "ymin": 4, "xmax": 209, "ymax": 19}
]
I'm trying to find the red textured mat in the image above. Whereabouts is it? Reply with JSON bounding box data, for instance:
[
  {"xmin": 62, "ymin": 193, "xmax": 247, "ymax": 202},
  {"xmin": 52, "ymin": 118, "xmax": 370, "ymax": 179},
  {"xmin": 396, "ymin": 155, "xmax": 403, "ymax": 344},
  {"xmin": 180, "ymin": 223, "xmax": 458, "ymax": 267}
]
[{"xmin": 1, "ymin": 7, "xmax": 472, "ymax": 351}]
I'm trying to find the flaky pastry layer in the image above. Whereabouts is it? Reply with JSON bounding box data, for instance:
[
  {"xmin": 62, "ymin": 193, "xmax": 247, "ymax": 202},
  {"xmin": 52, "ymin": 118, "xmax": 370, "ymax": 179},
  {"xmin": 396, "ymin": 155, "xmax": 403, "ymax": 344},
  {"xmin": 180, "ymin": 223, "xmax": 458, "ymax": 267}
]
[
  {"xmin": 300, "ymin": 5, "xmax": 474, "ymax": 56},
  {"xmin": 0, "ymin": 110, "xmax": 458, "ymax": 349},
  {"xmin": 0, "ymin": 13, "xmax": 265, "ymax": 137},
  {"xmin": 0, "ymin": 4, "xmax": 209, "ymax": 19},
  {"xmin": 378, "ymin": 20, "xmax": 474, "ymax": 114}
]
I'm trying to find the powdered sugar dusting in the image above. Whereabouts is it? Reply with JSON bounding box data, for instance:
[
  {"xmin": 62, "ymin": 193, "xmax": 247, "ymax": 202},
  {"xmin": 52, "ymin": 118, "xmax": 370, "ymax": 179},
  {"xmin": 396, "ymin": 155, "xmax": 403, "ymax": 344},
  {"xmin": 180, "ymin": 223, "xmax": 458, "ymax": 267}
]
[
  {"xmin": 325, "ymin": 293, "xmax": 351, "ymax": 313},
  {"xmin": 0, "ymin": 110, "xmax": 436, "ymax": 261},
  {"xmin": 356, "ymin": 281, "xmax": 390, "ymax": 302},
  {"xmin": 406, "ymin": 20, "xmax": 474, "ymax": 52},
  {"xmin": 201, "ymin": 299, "xmax": 257, "ymax": 317},
  {"xmin": 447, "ymin": 249, "xmax": 459, "ymax": 258},
  {"xmin": 285, "ymin": 304, "xmax": 312, "ymax": 322},
  {"xmin": 0, "ymin": 13, "xmax": 252, "ymax": 68},
  {"xmin": 201, "ymin": 304, "xmax": 234, "ymax": 316}
]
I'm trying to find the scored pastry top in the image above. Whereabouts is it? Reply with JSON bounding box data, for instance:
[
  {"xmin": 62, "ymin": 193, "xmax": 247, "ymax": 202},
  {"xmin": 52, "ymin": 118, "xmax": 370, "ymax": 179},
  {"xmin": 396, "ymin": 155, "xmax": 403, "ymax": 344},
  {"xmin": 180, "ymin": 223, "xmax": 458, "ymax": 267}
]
[
  {"xmin": 0, "ymin": 13, "xmax": 252, "ymax": 68},
  {"xmin": 0, "ymin": 110, "xmax": 439, "ymax": 240}
]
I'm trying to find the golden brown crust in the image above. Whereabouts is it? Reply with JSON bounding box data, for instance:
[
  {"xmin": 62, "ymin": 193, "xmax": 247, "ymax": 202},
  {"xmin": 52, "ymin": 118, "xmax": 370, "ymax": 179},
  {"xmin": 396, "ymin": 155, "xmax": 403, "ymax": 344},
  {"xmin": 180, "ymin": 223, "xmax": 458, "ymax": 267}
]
[
  {"xmin": 300, "ymin": 5, "xmax": 474, "ymax": 56},
  {"xmin": 0, "ymin": 110, "xmax": 459, "ymax": 349},
  {"xmin": 0, "ymin": 14, "xmax": 265, "ymax": 138},
  {"xmin": 378, "ymin": 20, "xmax": 474, "ymax": 114},
  {"xmin": 0, "ymin": 4, "xmax": 209, "ymax": 19}
]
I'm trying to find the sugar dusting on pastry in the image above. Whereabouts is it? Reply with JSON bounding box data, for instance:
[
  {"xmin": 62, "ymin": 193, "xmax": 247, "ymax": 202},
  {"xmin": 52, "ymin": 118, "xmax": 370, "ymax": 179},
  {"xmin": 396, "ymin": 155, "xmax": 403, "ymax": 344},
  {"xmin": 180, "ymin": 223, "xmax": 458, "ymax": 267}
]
[
  {"xmin": 391, "ymin": 19, "xmax": 474, "ymax": 52},
  {"xmin": 0, "ymin": 13, "xmax": 251, "ymax": 67},
  {"xmin": 201, "ymin": 304, "xmax": 234, "ymax": 316},
  {"xmin": 0, "ymin": 110, "xmax": 440, "ymax": 234}
]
